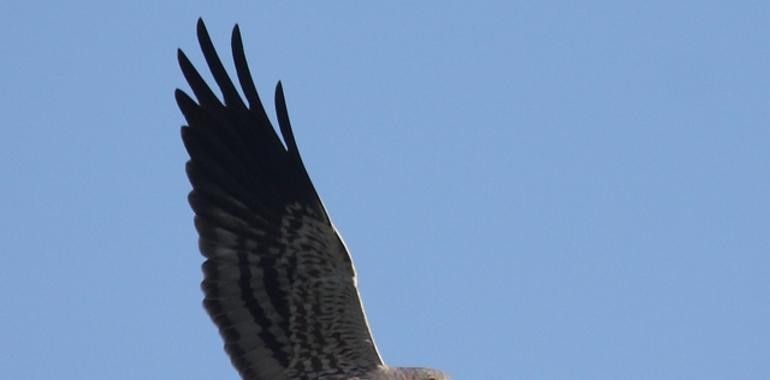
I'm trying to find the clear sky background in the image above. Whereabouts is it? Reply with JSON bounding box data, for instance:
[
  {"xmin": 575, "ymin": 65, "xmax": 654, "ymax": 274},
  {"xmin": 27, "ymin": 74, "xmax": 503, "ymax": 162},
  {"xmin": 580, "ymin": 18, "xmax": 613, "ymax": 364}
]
[{"xmin": 1, "ymin": 1, "xmax": 768, "ymax": 379}]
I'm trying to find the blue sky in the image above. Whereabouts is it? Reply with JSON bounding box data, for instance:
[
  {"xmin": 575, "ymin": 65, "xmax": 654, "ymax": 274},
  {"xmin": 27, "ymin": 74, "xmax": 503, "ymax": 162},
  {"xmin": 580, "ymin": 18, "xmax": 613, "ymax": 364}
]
[{"xmin": 2, "ymin": 1, "xmax": 768, "ymax": 379}]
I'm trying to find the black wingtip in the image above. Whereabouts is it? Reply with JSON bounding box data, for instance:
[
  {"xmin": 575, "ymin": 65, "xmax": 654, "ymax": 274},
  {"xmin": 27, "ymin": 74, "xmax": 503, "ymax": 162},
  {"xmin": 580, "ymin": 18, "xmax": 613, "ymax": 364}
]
[
  {"xmin": 274, "ymin": 81, "xmax": 298, "ymax": 154},
  {"xmin": 174, "ymin": 88, "xmax": 193, "ymax": 107},
  {"xmin": 197, "ymin": 18, "xmax": 211, "ymax": 45},
  {"xmin": 176, "ymin": 48, "xmax": 194, "ymax": 78},
  {"xmin": 176, "ymin": 48, "xmax": 192, "ymax": 76},
  {"xmin": 232, "ymin": 24, "xmax": 242, "ymax": 45},
  {"xmin": 231, "ymin": 24, "xmax": 267, "ymax": 118},
  {"xmin": 196, "ymin": 19, "xmax": 213, "ymax": 54}
]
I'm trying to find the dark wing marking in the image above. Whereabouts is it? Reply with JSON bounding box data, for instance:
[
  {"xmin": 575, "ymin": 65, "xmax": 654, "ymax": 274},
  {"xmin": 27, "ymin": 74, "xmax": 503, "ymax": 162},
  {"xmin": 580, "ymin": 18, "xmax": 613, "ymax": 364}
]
[{"xmin": 176, "ymin": 19, "xmax": 384, "ymax": 380}]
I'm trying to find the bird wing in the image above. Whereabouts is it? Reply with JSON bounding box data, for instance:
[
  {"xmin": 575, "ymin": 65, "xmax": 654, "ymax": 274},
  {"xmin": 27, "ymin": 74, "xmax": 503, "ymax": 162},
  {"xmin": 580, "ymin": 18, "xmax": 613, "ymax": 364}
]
[{"xmin": 176, "ymin": 19, "xmax": 384, "ymax": 380}]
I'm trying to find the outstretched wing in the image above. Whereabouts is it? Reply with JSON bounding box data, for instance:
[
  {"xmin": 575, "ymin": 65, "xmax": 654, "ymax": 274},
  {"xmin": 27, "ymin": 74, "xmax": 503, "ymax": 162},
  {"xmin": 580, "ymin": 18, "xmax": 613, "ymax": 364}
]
[{"xmin": 176, "ymin": 19, "xmax": 384, "ymax": 380}]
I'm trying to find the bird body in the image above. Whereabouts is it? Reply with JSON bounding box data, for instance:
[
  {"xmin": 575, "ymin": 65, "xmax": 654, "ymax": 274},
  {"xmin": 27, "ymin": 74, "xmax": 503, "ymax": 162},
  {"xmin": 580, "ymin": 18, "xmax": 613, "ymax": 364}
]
[{"xmin": 177, "ymin": 18, "xmax": 448, "ymax": 380}]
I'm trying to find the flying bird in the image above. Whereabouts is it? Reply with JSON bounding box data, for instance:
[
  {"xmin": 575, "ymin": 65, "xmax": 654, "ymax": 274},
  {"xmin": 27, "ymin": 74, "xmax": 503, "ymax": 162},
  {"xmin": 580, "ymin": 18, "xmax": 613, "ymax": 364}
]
[{"xmin": 176, "ymin": 19, "xmax": 449, "ymax": 380}]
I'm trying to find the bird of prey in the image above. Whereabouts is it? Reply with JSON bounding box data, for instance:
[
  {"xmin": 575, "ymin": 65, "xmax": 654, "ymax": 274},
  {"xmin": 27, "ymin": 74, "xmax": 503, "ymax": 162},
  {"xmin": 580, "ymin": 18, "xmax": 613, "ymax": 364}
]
[{"xmin": 176, "ymin": 19, "xmax": 449, "ymax": 380}]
